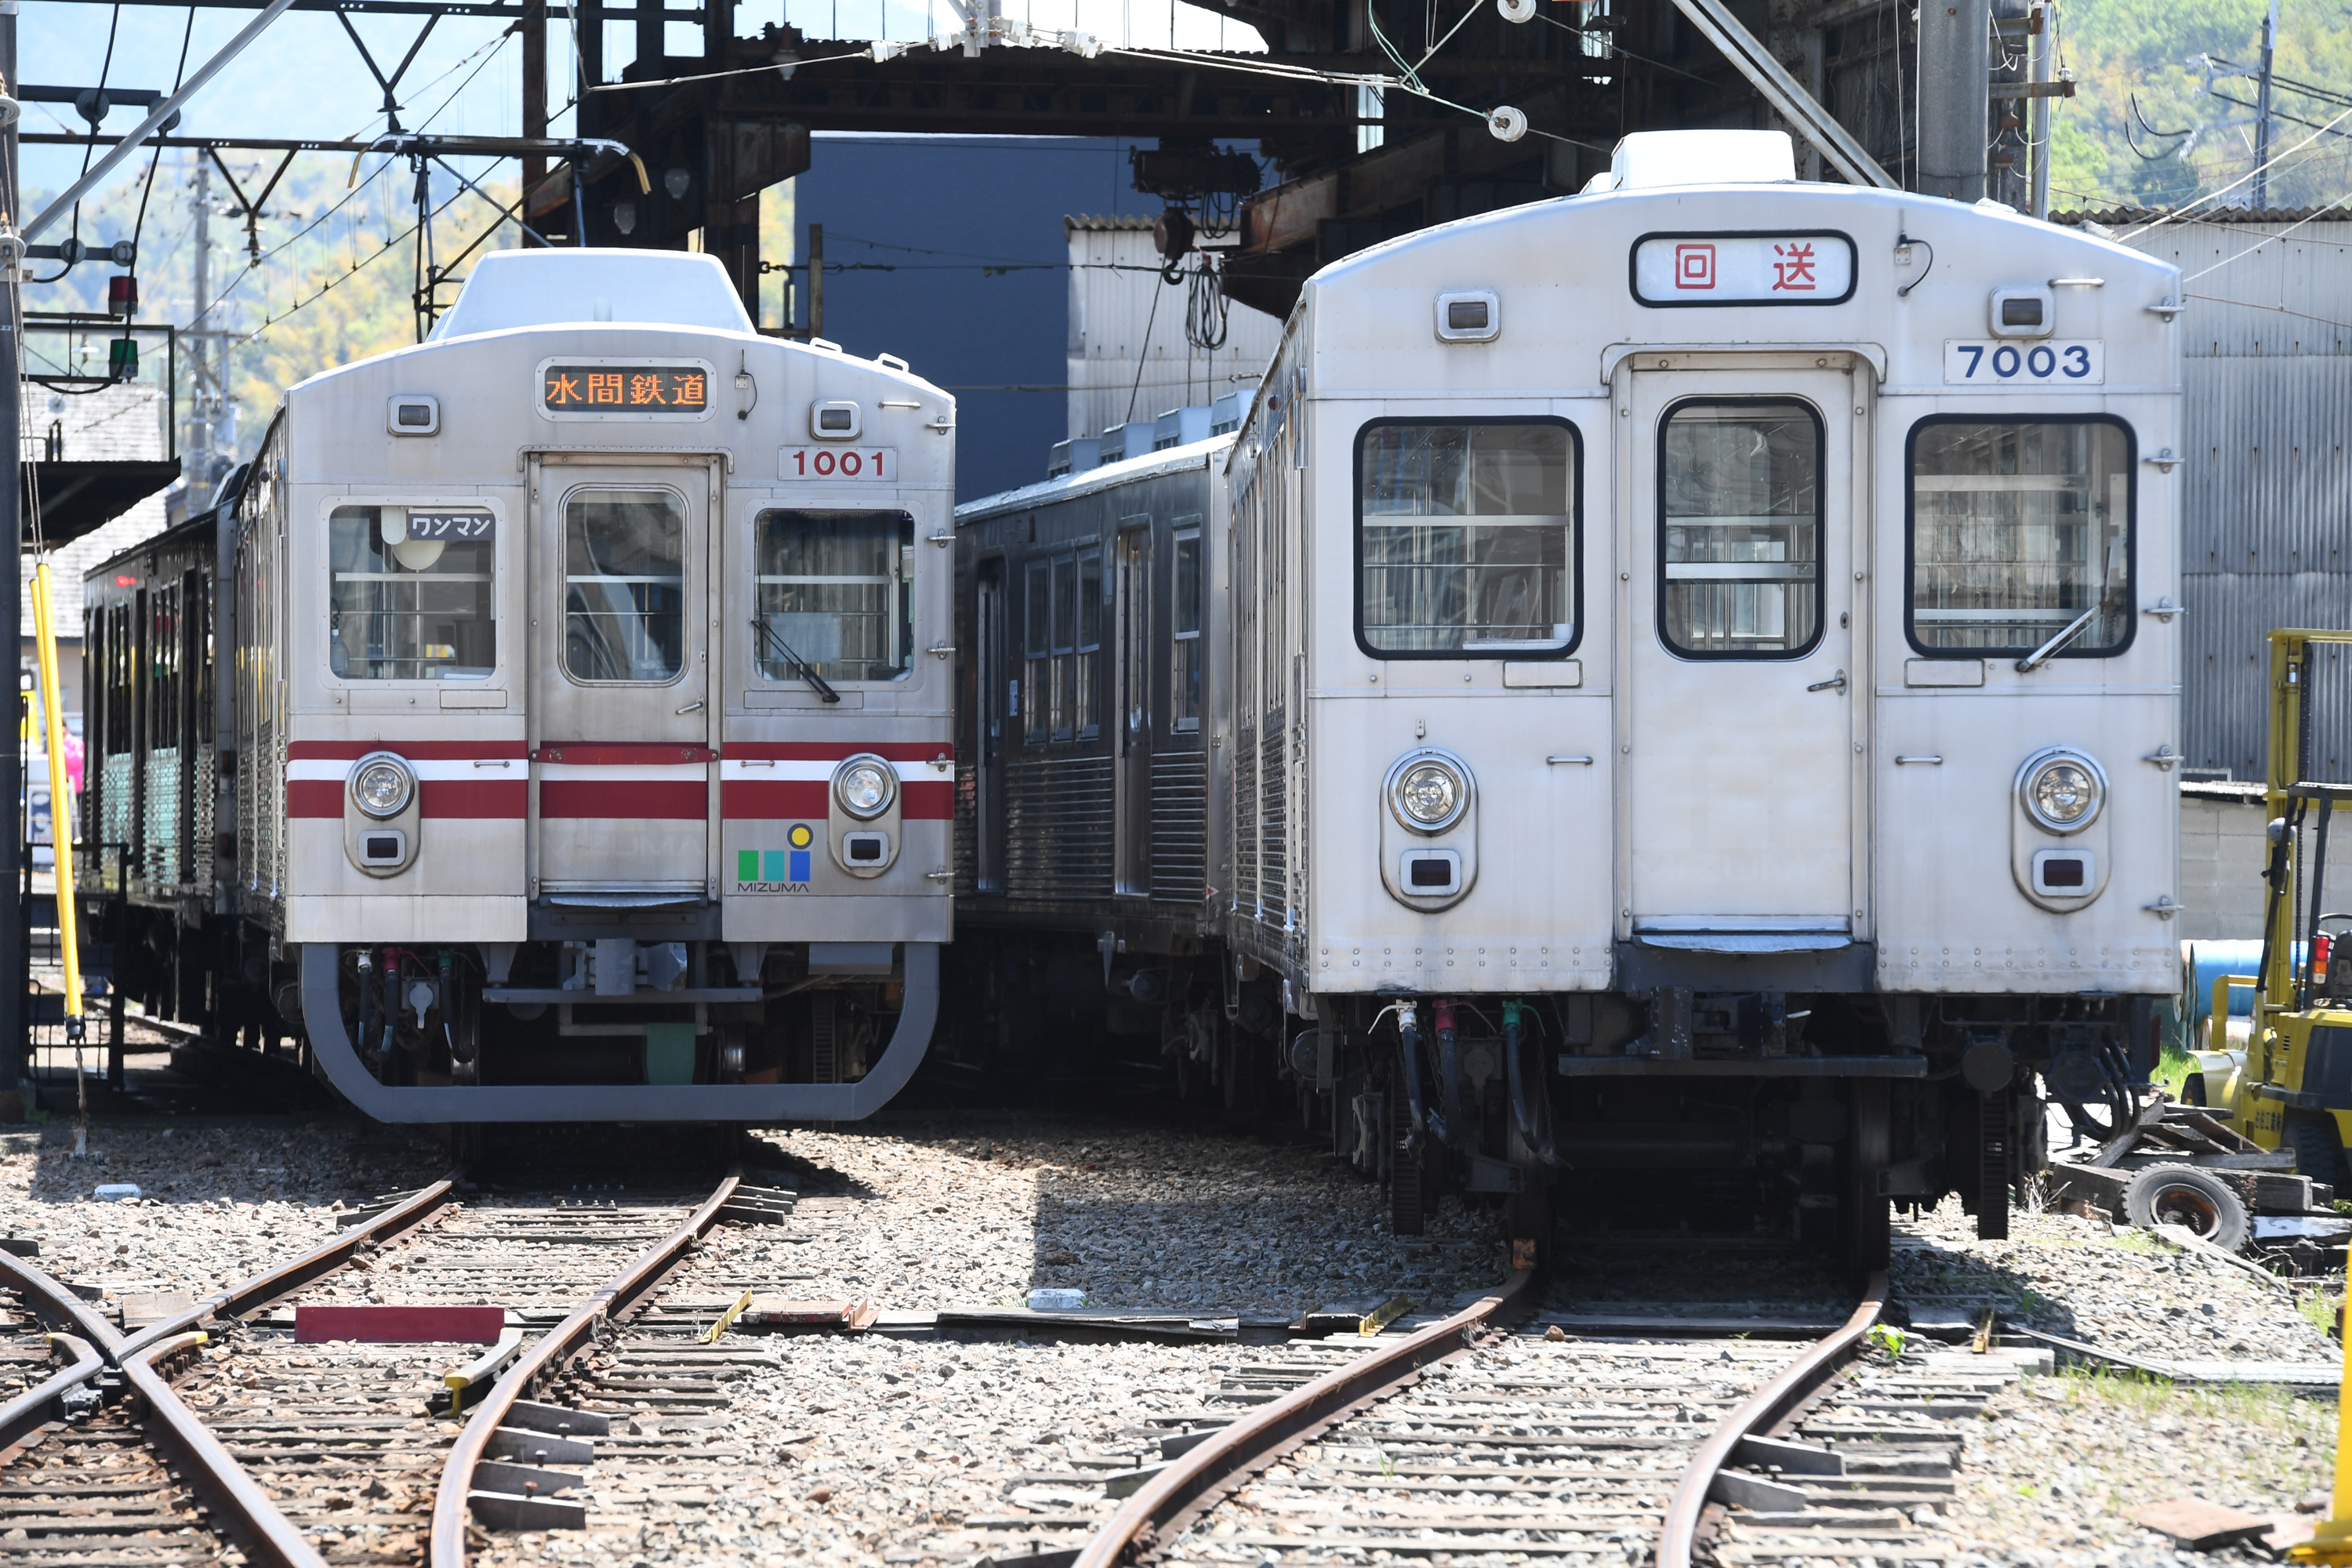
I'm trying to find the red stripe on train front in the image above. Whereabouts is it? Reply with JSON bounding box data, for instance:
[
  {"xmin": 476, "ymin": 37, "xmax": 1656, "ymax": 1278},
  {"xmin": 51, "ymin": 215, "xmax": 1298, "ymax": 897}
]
[
  {"xmin": 287, "ymin": 780, "xmax": 528, "ymax": 818},
  {"xmin": 718, "ymin": 779, "xmax": 953, "ymax": 819},
  {"xmin": 288, "ymin": 740, "xmax": 528, "ymax": 760},
  {"xmin": 538, "ymin": 780, "xmax": 707, "ymax": 818}
]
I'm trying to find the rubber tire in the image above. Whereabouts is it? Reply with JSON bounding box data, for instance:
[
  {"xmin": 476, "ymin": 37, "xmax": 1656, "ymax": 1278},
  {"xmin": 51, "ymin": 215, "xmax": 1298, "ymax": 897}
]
[
  {"xmin": 2122, "ymin": 1162, "xmax": 2249, "ymax": 1250},
  {"xmin": 2284, "ymin": 1115, "xmax": 2349, "ymax": 1191}
]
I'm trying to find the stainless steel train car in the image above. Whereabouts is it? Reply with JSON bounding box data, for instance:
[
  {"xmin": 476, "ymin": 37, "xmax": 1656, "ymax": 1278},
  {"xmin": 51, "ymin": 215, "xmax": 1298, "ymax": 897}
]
[
  {"xmin": 84, "ymin": 249, "xmax": 956, "ymax": 1120},
  {"xmin": 955, "ymin": 130, "xmax": 2185, "ymax": 1261}
]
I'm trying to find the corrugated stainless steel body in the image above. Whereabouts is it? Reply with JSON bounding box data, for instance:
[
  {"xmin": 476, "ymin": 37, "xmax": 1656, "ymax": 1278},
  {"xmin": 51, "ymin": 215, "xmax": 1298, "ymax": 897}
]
[
  {"xmin": 2081, "ymin": 212, "xmax": 2352, "ymax": 783},
  {"xmin": 953, "ymin": 439, "xmax": 1231, "ymax": 953}
]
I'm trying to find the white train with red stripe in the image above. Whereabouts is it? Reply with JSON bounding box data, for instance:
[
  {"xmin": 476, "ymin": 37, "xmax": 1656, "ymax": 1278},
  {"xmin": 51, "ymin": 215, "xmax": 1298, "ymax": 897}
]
[{"xmin": 83, "ymin": 249, "xmax": 952, "ymax": 1121}]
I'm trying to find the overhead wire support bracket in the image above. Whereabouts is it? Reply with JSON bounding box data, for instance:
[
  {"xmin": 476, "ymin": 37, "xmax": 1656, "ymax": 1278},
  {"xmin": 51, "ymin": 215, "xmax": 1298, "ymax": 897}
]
[
  {"xmin": 26, "ymin": 0, "xmax": 301, "ymax": 241},
  {"xmin": 1665, "ymin": 0, "xmax": 1899, "ymax": 191}
]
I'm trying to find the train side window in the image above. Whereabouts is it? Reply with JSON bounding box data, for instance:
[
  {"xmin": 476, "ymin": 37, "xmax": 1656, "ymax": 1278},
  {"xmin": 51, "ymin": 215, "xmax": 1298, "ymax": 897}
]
[
  {"xmin": 1907, "ymin": 417, "xmax": 2133, "ymax": 658},
  {"xmin": 1021, "ymin": 548, "xmax": 1104, "ymax": 742},
  {"xmin": 1076, "ymin": 546, "xmax": 1102, "ymax": 739},
  {"xmin": 1172, "ymin": 521, "xmax": 1203, "ymax": 731},
  {"xmin": 753, "ymin": 509, "xmax": 915, "ymax": 683},
  {"xmin": 1658, "ymin": 400, "xmax": 1823, "ymax": 659},
  {"xmin": 327, "ymin": 505, "xmax": 498, "ymax": 681},
  {"xmin": 563, "ymin": 490, "xmax": 681, "ymax": 681},
  {"xmin": 1355, "ymin": 419, "xmax": 1577, "ymax": 658}
]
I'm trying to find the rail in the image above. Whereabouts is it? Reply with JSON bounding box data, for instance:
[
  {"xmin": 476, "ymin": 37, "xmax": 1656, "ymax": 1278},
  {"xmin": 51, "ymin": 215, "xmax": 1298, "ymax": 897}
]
[
  {"xmin": 426, "ymin": 1171, "xmax": 743, "ymax": 1568},
  {"xmin": 1655, "ymin": 1269, "xmax": 1888, "ymax": 1568},
  {"xmin": 0, "ymin": 1331, "xmax": 100, "ymax": 1453},
  {"xmin": 0, "ymin": 1245, "xmax": 325, "ymax": 1566},
  {"xmin": 1073, "ymin": 1265, "xmax": 1538, "ymax": 1568}
]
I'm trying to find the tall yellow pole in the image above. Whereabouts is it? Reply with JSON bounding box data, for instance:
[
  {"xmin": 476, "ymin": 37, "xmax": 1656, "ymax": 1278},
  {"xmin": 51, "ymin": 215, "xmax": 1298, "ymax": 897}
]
[{"xmin": 28, "ymin": 560, "xmax": 81, "ymax": 1036}]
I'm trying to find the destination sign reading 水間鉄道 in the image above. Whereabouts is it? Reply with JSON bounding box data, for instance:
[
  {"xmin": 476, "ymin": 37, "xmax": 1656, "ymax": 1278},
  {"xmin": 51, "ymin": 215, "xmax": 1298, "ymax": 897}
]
[
  {"xmin": 542, "ymin": 365, "xmax": 710, "ymax": 412},
  {"xmin": 1631, "ymin": 233, "xmax": 1857, "ymax": 306}
]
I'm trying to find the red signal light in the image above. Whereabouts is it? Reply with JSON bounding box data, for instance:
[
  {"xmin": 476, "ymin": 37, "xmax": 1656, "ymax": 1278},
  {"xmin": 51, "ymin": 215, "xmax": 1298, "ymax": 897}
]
[{"xmin": 114, "ymin": 575, "xmax": 137, "ymax": 586}]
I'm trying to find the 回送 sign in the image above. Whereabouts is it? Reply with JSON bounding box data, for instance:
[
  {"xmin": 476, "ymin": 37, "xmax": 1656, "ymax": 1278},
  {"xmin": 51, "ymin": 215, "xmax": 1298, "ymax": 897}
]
[
  {"xmin": 1632, "ymin": 233, "xmax": 1856, "ymax": 306},
  {"xmin": 542, "ymin": 365, "xmax": 710, "ymax": 412}
]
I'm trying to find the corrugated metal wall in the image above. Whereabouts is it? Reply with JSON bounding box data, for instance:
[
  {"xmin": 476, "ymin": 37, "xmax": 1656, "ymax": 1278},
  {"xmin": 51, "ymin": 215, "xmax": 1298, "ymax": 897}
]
[
  {"xmin": 1065, "ymin": 219, "xmax": 1285, "ymax": 446},
  {"xmin": 2097, "ymin": 213, "xmax": 2352, "ymax": 782}
]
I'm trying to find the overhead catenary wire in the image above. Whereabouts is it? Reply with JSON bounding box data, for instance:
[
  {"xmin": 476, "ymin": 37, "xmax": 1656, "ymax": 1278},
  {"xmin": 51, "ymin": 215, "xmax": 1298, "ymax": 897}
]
[{"xmin": 2118, "ymin": 97, "xmax": 2352, "ymax": 241}]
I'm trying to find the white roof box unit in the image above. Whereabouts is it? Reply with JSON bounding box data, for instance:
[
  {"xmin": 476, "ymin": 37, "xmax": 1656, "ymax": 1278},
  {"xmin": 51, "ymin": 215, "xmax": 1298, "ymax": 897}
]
[{"xmin": 1582, "ymin": 130, "xmax": 1798, "ymax": 194}]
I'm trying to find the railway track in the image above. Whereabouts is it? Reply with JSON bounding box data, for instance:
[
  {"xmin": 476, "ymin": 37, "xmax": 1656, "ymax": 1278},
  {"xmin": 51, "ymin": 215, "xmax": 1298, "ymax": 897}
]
[
  {"xmin": 0, "ymin": 1164, "xmax": 775, "ymax": 1568},
  {"xmin": 1073, "ymin": 1263, "xmax": 2032, "ymax": 1568}
]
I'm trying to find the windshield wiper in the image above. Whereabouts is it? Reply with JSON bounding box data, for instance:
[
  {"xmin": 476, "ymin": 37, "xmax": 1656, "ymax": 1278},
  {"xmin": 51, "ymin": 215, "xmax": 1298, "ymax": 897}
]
[
  {"xmin": 2014, "ymin": 607, "xmax": 2100, "ymax": 673},
  {"xmin": 749, "ymin": 619, "xmax": 841, "ymax": 703}
]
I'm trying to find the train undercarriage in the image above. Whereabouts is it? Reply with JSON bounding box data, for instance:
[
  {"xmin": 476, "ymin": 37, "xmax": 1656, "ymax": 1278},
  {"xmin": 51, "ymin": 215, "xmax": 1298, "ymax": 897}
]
[{"xmin": 950, "ymin": 931, "xmax": 2151, "ymax": 1271}]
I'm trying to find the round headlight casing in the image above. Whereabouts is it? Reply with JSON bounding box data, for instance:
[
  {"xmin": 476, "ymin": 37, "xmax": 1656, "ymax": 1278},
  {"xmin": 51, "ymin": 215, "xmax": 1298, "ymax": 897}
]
[
  {"xmin": 833, "ymin": 753, "xmax": 898, "ymax": 820},
  {"xmin": 2017, "ymin": 747, "xmax": 2106, "ymax": 835},
  {"xmin": 350, "ymin": 752, "xmax": 416, "ymax": 819},
  {"xmin": 1385, "ymin": 750, "xmax": 1472, "ymax": 836}
]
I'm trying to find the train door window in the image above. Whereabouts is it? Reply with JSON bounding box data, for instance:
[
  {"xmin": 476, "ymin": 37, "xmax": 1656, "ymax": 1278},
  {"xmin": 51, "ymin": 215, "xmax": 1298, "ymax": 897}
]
[
  {"xmin": 1906, "ymin": 417, "xmax": 2133, "ymax": 657},
  {"xmin": 1116, "ymin": 524, "xmax": 1150, "ymax": 742},
  {"xmin": 1076, "ymin": 546, "xmax": 1103, "ymax": 738},
  {"xmin": 753, "ymin": 509, "xmax": 915, "ymax": 682},
  {"xmin": 327, "ymin": 504, "xmax": 497, "ymax": 680},
  {"xmin": 1171, "ymin": 519, "xmax": 1203, "ymax": 731},
  {"xmin": 561, "ymin": 491, "xmax": 681, "ymax": 681},
  {"xmin": 1051, "ymin": 554, "xmax": 1078, "ymax": 739},
  {"xmin": 1355, "ymin": 419, "xmax": 1577, "ymax": 657},
  {"xmin": 1658, "ymin": 401, "xmax": 1823, "ymax": 659},
  {"xmin": 1022, "ymin": 559, "xmax": 1050, "ymax": 742}
]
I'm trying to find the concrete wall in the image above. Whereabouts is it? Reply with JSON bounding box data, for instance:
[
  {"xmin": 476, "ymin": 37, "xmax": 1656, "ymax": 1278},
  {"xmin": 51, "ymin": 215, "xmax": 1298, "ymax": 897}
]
[{"xmin": 2178, "ymin": 782, "xmax": 2268, "ymax": 941}]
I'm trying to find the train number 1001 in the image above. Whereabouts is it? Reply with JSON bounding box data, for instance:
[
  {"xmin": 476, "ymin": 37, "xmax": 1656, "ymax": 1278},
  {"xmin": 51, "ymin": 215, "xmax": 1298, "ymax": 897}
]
[
  {"xmin": 781, "ymin": 446, "xmax": 898, "ymax": 481},
  {"xmin": 1943, "ymin": 339, "xmax": 2105, "ymax": 385}
]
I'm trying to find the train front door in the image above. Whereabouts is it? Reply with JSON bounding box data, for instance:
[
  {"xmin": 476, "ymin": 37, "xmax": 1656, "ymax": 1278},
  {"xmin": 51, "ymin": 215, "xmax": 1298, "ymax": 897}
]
[
  {"xmin": 529, "ymin": 460, "xmax": 714, "ymax": 901},
  {"xmin": 1623, "ymin": 362, "xmax": 1865, "ymax": 942}
]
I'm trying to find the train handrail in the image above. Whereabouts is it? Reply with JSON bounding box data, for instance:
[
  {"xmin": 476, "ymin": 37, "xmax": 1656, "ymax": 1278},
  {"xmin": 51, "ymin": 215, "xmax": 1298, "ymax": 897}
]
[
  {"xmin": 427, "ymin": 1172, "xmax": 742, "ymax": 1568},
  {"xmin": 1073, "ymin": 1265, "xmax": 1537, "ymax": 1568},
  {"xmin": 1655, "ymin": 1269, "xmax": 1888, "ymax": 1568}
]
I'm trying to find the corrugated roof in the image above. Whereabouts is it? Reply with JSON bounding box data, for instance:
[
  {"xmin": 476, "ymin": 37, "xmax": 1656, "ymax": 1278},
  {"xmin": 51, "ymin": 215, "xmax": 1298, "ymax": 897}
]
[
  {"xmin": 2053, "ymin": 207, "xmax": 2352, "ymax": 227},
  {"xmin": 1065, "ymin": 215, "xmax": 1156, "ymax": 234}
]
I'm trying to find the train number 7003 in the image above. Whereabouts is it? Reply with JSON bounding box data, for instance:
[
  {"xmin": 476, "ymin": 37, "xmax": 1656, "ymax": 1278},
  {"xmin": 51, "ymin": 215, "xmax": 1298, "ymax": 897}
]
[{"xmin": 1943, "ymin": 339, "xmax": 2104, "ymax": 385}]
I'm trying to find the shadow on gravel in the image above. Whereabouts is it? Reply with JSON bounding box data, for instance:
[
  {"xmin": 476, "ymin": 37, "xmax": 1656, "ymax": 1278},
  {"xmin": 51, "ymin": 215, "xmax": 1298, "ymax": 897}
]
[{"xmin": 1887, "ymin": 1232, "xmax": 2085, "ymax": 1342}]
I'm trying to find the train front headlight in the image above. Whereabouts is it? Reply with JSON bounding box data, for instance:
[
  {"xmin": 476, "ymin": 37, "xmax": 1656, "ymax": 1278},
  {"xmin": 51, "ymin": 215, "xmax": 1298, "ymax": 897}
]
[
  {"xmin": 1386, "ymin": 750, "xmax": 1471, "ymax": 835},
  {"xmin": 2019, "ymin": 749, "xmax": 2104, "ymax": 834},
  {"xmin": 350, "ymin": 752, "xmax": 417, "ymax": 819},
  {"xmin": 833, "ymin": 753, "xmax": 898, "ymax": 820}
]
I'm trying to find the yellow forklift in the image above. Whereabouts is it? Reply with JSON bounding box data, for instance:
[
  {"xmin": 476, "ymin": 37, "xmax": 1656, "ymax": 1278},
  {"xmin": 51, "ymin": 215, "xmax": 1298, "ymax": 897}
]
[{"xmin": 2211, "ymin": 630, "xmax": 2352, "ymax": 1189}]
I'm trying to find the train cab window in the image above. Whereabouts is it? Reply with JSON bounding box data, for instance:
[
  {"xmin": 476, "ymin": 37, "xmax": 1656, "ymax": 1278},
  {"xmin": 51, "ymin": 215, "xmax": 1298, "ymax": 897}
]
[
  {"xmin": 564, "ymin": 490, "xmax": 683, "ymax": 681},
  {"xmin": 1021, "ymin": 546, "xmax": 1102, "ymax": 741},
  {"xmin": 328, "ymin": 505, "xmax": 496, "ymax": 680},
  {"xmin": 1907, "ymin": 418, "xmax": 2133, "ymax": 657},
  {"xmin": 1172, "ymin": 521, "xmax": 1203, "ymax": 731},
  {"xmin": 1356, "ymin": 420, "xmax": 1577, "ymax": 656},
  {"xmin": 753, "ymin": 510, "xmax": 916, "ymax": 683},
  {"xmin": 1659, "ymin": 401, "xmax": 1823, "ymax": 659}
]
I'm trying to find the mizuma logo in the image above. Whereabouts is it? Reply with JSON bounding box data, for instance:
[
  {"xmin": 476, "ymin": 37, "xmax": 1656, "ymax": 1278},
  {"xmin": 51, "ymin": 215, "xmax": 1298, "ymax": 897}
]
[{"xmin": 735, "ymin": 823, "xmax": 815, "ymax": 891}]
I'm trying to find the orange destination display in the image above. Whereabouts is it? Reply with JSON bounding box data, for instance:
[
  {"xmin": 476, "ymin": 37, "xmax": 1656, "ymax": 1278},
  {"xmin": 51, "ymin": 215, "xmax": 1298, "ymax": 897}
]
[{"xmin": 542, "ymin": 365, "xmax": 709, "ymax": 411}]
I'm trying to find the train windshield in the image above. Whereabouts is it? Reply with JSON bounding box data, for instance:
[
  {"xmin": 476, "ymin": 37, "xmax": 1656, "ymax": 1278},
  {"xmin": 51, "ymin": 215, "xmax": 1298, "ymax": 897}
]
[
  {"xmin": 1658, "ymin": 401, "xmax": 1822, "ymax": 659},
  {"xmin": 1356, "ymin": 421, "xmax": 1574, "ymax": 655},
  {"xmin": 327, "ymin": 506, "xmax": 495, "ymax": 680},
  {"xmin": 564, "ymin": 490, "xmax": 686, "ymax": 681},
  {"xmin": 753, "ymin": 510, "xmax": 915, "ymax": 683},
  {"xmin": 1907, "ymin": 418, "xmax": 2132, "ymax": 656}
]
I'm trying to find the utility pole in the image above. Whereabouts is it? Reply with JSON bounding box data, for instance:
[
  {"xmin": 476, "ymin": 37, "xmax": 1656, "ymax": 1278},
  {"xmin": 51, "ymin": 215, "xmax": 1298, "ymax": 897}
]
[
  {"xmin": 189, "ymin": 156, "xmax": 212, "ymax": 511},
  {"xmin": 0, "ymin": 0, "xmax": 23, "ymax": 1118},
  {"xmin": 2252, "ymin": 0, "xmax": 2277, "ymax": 209},
  {"xmin": 1917, "ymin": 0, "xmax": 1992, "ymax": 202}
]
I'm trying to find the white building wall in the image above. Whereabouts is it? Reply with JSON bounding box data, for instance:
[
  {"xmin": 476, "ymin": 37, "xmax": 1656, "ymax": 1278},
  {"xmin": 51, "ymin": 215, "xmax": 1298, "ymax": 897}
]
[
  {"xmin": 2177, "ymin": 782, "xmax": 2268, "ymax": 942},
  {"xmin": 1065, "ymin": 217, "xmax": 1284, "ymax": 445}
]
